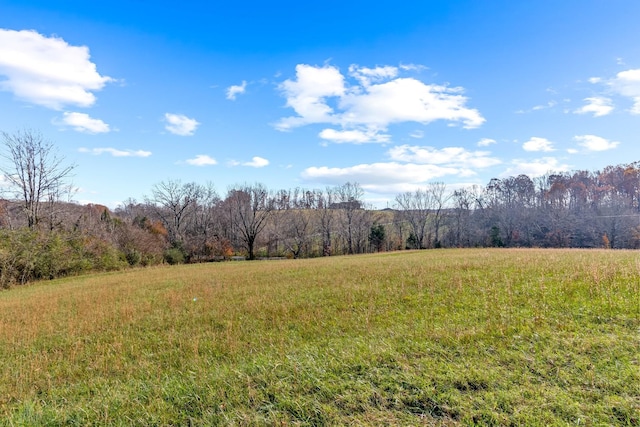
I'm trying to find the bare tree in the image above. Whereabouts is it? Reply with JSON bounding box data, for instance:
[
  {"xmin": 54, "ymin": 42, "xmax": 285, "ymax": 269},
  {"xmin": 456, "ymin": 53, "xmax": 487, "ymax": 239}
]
[
  {"xmin": 185, "ymin": 182, "xmax": 221, "ymax": 261},
  {"xmin": 449, "ymin": 186, "xmax": 477, "ymax": 247},
  {"xmin": 317, "ymin": 187, "xmax": 336, "ymax": 256},
  {"xmin": 335, "ymin": 182, "xmax": 364, "ymax": 254},
  {"xmin": 351, "ymin": 206, "xmax": 374, "ymax": 254},
  {"xmin": 394, "ymin": 188, "xmax": 433, "ymax": 249},
  {"xmin": 266, "ymin": 189, "xmax": 292, "ymax": 256},
  {"xmin": 0, "ymin": 129, "xmax": 75, "ymax": 228},
  {"xmin": 283, "ymin": 208, "xmax": 313, "ymax": 258},
  {"xmin": 429, "ymin": 182, "xmax": 450, "ymax": 247},
  {"xmin": 148, "ymin": 180, "xmax": 202, "ymax": 248},
  {"xmin": 225, "ymin": 183, "xmax": 274, "ymax": 260}
]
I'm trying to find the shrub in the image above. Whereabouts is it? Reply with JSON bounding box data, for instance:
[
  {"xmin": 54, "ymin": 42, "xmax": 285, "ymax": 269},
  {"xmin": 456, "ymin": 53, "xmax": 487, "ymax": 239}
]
[
  {"xmin": 164, "ymin": 247, "xmax": 186, "ymax": 265},
  {"xmin": 125, "ymin": 249, "xmax": 142, "ymax": 266},
  {"xmin": 490, "ymin": 226, "xmax": 504, "ymax": 247},
  {"xmin": 116, "ymin": 224, "xmax": 167, "ymax": 266},
  {"xmin": 0, "ymin": 228, "xmax": 132, "ymax": 287}
]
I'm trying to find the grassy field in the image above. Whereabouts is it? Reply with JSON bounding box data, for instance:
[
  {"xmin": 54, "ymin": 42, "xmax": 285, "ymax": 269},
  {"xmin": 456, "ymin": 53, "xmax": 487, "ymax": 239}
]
[{"xmin": 0, "ymin": 249, "xmax": 638, "ymax": 426}]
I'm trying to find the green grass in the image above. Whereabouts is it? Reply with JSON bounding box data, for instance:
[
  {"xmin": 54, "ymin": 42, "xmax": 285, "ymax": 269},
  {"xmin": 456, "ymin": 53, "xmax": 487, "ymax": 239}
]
[{"xmin": 0, "ymin": 249, "xmax": 638, "ymax": 425}]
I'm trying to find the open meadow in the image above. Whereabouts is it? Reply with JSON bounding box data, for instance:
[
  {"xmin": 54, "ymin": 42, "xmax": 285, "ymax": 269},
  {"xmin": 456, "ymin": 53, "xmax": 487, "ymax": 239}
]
[{"xmin": 0, "ymin": 248, "xmax": 638, "ymax": 425}]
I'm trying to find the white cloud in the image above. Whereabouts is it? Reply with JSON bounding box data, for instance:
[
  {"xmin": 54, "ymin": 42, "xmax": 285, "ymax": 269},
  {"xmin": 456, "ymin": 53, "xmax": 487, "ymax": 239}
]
[
  {"xmin": 56, "ymin": 112, "xmax": 110, "ymax": 133},
  {"xmin": 186, "ymin": 154, "xmax": 217, "ymax": 166},
  {"xmin": 574, "ymin": 97, "xmax": 613, "ymax": 117},
  {"xmin": 244, "ymin": 156, "xmax": 269, "ymax": 168},
  {"xmin": 348, "ymin": 64, "xmax": 398, "ymax": 87},
  {"xmin": 608, "ymin": 69, "xmax": 640, "ymax": 114},
  {"xmin": 477, "ymin": 138, "xmax": 496, "ymax": 147},
  {"xmin": 339, "ymin": 77, "xmax": 485, "ymax": 129},
  {"xmin": 78, "ymin": 147, "xmax": 151, "ymax": 157},
  {"xmin": 275, "ymin": 63, "xmax": 484, "ymax": 141},
  {"xmin": 302, "ymin": 162, "xmax": 463, "ymax": 188},
  {"xmin": 532, "ymin": 101, "xmax": 557, "ymax": 111},
  {"xmin": 319, "ymin": 128, "xmax": 390, "ymax": 144},
  {"xmin": 574, "ymin": 134, "xmax": 620, "ymax": 151},
  {"xmin": 302, "ymin": 143, "xmax": 501, "ymax": 192},
  {"xmin": 409, "ymin": 130, "xmax": 424, "ymax": 139},
  {"xmin": 276, "ymin": 64, "xmax": 346, "ymax": 131},
  {"xmin": 501, "ymin": 157, "xmax": 570, "ymax": 178},
  {"xmin": 522, "ymin": 137, "xmax": 555, "ymax": 152},
  {"xmin": 387, "ymin": 145, "xmax": 501, "ymax": 168},
  {"xmin": 517, "ymin": 101, "xmax": 557, "ymax": 114},
  {"xmin": 164, "ymin": 113, "xmax": 200, "ymax": 136},
  {"xmin": 0, "ymin": 29, "xmax": 112, "ymax": 109},
  {"xmin": 399, "ymin": 63, "xmax": 428, "ymax": 72},
  {"xmin": 226, "ymin": 80, "xmax": 247, "ymax": 100},
  {"xmin": 611, "ymin": 69, "xmax": 640, "ymax": 95},
  {"xmin": 228, "ymin": 156, "xmax": 269, "ymax": 168}
]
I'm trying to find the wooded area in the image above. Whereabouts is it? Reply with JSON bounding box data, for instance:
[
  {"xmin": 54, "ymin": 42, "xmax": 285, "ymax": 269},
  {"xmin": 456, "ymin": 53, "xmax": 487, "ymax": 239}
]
[{"xmin": 1, "ymin": 131, "xmax": 639, "ymax": 287}]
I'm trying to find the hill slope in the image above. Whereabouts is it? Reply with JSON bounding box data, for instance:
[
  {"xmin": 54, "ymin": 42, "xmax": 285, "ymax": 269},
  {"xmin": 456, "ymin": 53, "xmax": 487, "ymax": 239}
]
[{"xmin": 0, "ymin": 249, "xmax": 638, "ymax": 425}]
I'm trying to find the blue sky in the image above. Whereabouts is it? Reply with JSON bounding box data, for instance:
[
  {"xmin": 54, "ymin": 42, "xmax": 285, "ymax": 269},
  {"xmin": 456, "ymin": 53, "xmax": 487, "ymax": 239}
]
[{"xmin": 1, "ymin": 0, "xmax": 639, "ymax": 208}]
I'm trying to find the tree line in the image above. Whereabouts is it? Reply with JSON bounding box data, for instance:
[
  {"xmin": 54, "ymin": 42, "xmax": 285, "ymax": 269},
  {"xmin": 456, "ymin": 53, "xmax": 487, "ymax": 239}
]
[{"xmin": 1, "ymin": 129, "xmax": 639, "ymax": 287}]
